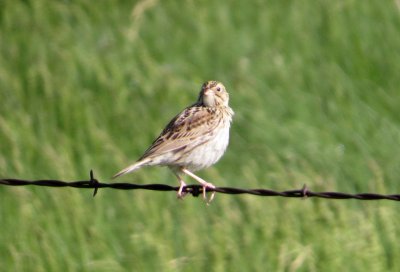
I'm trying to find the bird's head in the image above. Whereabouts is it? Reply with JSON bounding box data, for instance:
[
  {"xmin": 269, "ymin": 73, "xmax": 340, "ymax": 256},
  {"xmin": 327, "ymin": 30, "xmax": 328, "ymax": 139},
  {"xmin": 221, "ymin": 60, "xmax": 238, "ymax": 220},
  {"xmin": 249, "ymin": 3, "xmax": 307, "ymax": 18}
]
[{"xmin": 198, "ymin": 81, "xmax": 229, "ymax": 107}]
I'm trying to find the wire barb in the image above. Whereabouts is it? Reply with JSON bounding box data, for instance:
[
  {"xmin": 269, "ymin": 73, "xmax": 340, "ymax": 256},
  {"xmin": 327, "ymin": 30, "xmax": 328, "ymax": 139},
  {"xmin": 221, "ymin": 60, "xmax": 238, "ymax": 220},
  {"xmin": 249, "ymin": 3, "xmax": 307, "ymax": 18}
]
[
  {"xmin": 89, "ymin": 170, "xmax": 99, "ymax": 197},
  {"xmin": 0, "ymin": 170, "xmax": 399, "ymax": 201}
]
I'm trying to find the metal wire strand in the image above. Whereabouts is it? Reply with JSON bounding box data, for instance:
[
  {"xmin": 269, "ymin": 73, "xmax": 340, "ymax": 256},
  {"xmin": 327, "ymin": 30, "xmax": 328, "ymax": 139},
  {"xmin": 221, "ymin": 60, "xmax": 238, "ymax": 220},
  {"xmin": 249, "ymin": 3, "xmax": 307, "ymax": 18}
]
[{"xmin": 1, "ymin": 170, "xmax": 399, "ymax": 201}]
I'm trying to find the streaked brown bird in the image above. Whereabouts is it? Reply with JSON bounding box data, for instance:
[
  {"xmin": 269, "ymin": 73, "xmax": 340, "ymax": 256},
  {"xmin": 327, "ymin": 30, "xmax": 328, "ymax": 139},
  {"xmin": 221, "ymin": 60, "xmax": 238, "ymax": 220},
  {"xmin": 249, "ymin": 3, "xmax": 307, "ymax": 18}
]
[{"xmin": 113, "ymin": 80, "xmax": 234, "ymax": 202}]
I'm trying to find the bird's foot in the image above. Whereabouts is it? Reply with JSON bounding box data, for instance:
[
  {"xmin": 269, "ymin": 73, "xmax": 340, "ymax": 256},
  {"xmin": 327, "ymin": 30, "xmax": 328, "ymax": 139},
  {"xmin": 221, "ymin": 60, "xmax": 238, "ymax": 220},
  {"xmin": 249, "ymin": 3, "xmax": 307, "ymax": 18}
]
[
  {"xmin": 177, "ymin": 180, "xmax": 187, "ymax": 199},
  {"xmin": 202, "ymin": 182, "xmax": 216, "ymax": 204}
]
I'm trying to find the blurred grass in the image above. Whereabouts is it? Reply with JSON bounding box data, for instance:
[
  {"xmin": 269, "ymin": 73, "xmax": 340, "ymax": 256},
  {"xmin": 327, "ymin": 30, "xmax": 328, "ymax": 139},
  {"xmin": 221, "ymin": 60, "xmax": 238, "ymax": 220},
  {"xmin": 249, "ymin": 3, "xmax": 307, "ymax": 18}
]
[{"xmin": 1, "ymin": 0, "xmax": 400, "ymax": 271}]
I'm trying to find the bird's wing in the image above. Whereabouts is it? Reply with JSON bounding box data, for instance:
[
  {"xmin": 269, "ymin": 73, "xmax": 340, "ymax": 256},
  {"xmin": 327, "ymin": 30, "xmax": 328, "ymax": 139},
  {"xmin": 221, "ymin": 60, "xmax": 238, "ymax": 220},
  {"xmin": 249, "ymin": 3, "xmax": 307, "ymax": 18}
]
[{"xmin": 139, "ymin": 106, "xmax": 221, "ymax": 160}]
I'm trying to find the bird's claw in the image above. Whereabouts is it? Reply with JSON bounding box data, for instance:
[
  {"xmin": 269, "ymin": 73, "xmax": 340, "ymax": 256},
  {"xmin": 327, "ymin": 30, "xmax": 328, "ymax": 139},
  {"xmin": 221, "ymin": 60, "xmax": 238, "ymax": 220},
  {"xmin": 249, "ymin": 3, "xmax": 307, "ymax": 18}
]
[
  {"xmin": 177, "ymin": 181, "xmax": 188, "ymax": 199},
  {"xmin": 202, "ymin": 183, "xmax": 216, "ymax": 204}
]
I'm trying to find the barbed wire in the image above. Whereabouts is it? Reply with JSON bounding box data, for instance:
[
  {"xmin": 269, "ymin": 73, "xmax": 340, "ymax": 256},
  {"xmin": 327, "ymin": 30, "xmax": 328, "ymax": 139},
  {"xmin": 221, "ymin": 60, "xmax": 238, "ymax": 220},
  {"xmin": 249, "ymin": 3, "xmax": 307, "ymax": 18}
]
[{"xmin": 0, "ymin": 170, "xmax": 399, "ymax": 201}]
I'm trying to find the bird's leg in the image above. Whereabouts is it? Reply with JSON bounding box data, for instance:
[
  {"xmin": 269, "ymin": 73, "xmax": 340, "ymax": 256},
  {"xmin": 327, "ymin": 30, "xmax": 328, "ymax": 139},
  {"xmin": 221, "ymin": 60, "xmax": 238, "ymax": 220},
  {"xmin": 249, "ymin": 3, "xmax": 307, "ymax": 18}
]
[
  {"xmin": 181, "ymin": 168, "xmax": 216, "ymax": 203},
  {"xmin": 173, "ymin": 172, "xmax": 187, "ymax": 199}
]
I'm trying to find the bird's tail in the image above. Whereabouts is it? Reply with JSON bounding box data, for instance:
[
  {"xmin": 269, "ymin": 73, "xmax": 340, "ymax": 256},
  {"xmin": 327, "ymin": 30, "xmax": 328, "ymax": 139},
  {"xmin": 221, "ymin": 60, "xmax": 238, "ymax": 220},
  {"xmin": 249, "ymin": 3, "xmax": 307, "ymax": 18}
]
[{"xmin": 112, "ymin": 159, "xmax": 150, "ymax": 179}]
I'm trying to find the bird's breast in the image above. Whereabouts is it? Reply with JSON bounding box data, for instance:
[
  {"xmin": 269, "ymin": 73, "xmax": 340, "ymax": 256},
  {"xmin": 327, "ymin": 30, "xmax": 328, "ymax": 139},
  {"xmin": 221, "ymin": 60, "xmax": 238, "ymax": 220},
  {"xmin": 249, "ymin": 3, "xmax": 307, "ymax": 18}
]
[{"xmin": 180, "ymin": 121, "xmax": 231, "ymax": 171}]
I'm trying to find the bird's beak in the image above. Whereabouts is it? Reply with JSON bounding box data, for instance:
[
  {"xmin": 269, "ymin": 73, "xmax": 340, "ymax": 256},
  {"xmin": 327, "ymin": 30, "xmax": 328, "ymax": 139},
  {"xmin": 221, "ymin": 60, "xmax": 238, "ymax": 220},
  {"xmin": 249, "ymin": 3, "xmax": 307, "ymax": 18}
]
[
  {"xmin": 204, "ymin": 88, "xmax": 212, "ymax": 96},
  {"xmin": 202, "ymin": 88, "xmax": 216, "ymax": 107}
]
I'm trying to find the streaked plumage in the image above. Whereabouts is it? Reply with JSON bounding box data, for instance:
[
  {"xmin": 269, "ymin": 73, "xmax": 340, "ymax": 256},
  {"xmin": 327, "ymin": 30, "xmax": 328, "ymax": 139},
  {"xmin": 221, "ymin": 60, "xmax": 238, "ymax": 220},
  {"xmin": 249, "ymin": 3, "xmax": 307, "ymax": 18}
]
[{"xmin": 113, "ymin": 81, "xmax": 234, "ymax": 202}]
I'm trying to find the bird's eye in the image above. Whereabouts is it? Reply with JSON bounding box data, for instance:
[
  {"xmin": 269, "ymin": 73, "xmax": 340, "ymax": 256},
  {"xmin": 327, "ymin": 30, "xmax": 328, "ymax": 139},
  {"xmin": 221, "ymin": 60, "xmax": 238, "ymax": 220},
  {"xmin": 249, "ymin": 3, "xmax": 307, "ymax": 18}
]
[{"xmin": 216, "ymin": 87, "xmax": 221, "ymax": 92}]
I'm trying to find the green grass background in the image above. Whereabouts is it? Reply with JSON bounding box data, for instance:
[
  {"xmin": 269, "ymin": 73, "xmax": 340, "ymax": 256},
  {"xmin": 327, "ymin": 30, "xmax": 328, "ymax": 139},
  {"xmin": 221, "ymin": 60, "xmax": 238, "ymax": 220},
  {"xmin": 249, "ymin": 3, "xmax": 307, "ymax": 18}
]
[{"xmin": 1, "ymin": 0, "xmax": 400, "ymax": 271}]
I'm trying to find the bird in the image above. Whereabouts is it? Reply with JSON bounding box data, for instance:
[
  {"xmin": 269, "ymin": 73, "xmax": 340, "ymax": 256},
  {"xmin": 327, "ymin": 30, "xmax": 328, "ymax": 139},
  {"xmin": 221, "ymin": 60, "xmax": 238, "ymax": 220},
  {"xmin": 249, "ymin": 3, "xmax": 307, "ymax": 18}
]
[{"xmin": 113, "ymin": 80, "xmax": 234, "ymax": 202}]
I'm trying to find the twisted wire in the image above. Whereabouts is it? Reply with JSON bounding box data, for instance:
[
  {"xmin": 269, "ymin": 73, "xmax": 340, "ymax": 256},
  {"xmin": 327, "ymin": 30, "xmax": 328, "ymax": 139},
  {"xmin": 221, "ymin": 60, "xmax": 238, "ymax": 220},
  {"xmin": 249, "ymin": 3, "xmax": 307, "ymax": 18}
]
[{"xmin": 1, "ymin": 170, "xmax": 399, "ymax": 201}]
